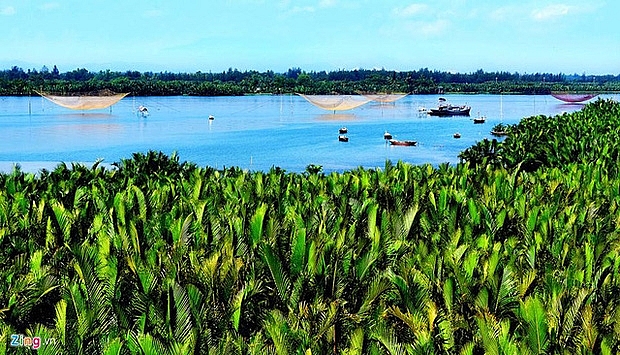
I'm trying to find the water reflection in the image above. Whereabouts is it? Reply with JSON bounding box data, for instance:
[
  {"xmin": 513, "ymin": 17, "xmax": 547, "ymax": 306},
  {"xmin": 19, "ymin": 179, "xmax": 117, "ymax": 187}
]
[
  {"xmin": 58, "ymin": 113, "xmax": 118, "ymax": 119},
  {"xmin": 43, "ymin": 123, "xmax": 123, "ymax": 135},
  {"xmin": 556, "ymin": 103, "xmax": 586, "ymax": 108},
  {"xmin": 314, "ymin": 113, "xmax": 357, "ymax": 121}
]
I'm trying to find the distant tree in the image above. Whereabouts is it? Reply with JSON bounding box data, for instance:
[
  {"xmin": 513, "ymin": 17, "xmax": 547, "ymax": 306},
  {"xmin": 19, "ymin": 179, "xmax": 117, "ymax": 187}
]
[
  {"xmin": 296, "ymin": 73, "xmax": 312, "ymax": 87},
  {"xmin": 52, "ymin": 65, "xmax": 60, "ymax": 78},
  {"xmin": 9, "ymin": 66, "xmax": 27, "ymax": 80},
  {"xmin": 62, "ymin": 68, "xmax": 93, "ymax": 81},
  {"xmin": 286, "ymin": 67, "xmax": 302, "ymax": 79}
]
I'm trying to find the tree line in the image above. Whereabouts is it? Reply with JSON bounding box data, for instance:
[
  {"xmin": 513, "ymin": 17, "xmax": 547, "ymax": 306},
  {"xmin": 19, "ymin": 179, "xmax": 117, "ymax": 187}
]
[{"xmin": 1, "ymin": 65, "xmax": 620, "ymax": 96}]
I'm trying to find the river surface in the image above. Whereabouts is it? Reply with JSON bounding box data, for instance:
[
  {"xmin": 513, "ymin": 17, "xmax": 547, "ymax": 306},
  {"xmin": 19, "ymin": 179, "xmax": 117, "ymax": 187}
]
[{"xmin": 0, "ymin": 94, "xmax": 614, "ymax": 173}]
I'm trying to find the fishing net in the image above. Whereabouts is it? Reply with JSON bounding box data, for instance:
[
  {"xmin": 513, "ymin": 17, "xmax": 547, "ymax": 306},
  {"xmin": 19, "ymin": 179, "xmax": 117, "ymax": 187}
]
[
  {"xmin": 551, "ymin": 92, "xmax": 598, "ymax": 103},
  {"xmin": 37, "ymin": 89, "xmax": 129, "ymax": 110},
  {"xmin": 298, "ymin": 94, "xmax": 371, "ymax": 111},
  {"xmin": 362, "ymin": 93, "xmax": 409, "ymax": 103}
]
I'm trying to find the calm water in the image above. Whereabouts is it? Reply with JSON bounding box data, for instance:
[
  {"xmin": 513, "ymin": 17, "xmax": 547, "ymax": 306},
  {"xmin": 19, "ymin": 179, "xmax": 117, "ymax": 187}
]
[{"xmin": 0, "ymin": 94, "xmax": 614, "ymax": 173}]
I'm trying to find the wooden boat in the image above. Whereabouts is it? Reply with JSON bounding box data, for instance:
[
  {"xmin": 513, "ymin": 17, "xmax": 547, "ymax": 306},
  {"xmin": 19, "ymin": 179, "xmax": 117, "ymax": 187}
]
[
  {"xmin": 339, "ymin": 127, "xmax": 348, "ymax": 134},
  {"xmin": 389, "ymin": 139, "xmax": 417, "ymax": 146},
  {"xmin": 138, "ymin": 105, "xmax": 149, "ymax": 117},
  {"xmin": 453, "ymin": 133, "xmax": 461, "ymax": 138},
  {"xmin": 490, "ymin": 130, "xmax": 508, "ymax": 137},
  {"xmin": 490, "ymin": 123, "xmax": 510, "ymax": 136},
  {"xmin": 338, "ymin": 135, "xmax": 349, "ymax": 142},
  {"xmin": 383, "ymin": 131, "xmax": 393, "ymax": 140}
]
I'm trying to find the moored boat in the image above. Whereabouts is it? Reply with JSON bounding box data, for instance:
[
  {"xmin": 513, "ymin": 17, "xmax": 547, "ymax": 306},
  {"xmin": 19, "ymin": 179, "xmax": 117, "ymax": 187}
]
[
  {"xmin": 138, "ymin": 105, "xmax": 149, "ymax": 117},
  {"xmin": 389, "ymin": 139, "xmax": 417, "ymax": 146},
  {"xmin": 339, "ymin": 127, "xmax": 348, "ymax": 134},
  {"xmin": 473, "ymin": 116, "xmax": 486, "ymax": 124},
  {"xmin": 490, "ymin": 123, "xmax": 511, "ymax": 136},
  {"xmin": 429, "ymin": 106, "xmax": 471, "ymax": 116},
  {"xmin": 453, "ymin": 132, "xmax": 461, "ymax": 138},
  {"xmin": 428, "ymin": 97, "xmax": 471, "ymax": 116},
  {"xmin": 383, "ymin": 131, "xmax": 393, "ymax": 140},
  {"xmin": 338, "ymin": 135, "xmax": 349, "ymax": 142}
]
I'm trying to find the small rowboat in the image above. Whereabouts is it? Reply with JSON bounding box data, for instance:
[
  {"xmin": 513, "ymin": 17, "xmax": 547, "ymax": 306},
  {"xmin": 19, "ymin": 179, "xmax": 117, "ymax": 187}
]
[
  {"xmin": 389, "ymin": 139, "xmax": 417, "ymax": 146},
  {"xmin": 138, "ymin": 105, "xmax": 149, "ymax": 117}
]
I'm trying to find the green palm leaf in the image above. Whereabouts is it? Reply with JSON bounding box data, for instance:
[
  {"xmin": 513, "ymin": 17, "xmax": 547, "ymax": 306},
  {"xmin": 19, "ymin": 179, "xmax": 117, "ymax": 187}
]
[
  {"xmin": 102, "ymin": 337, "xmax": 123, "ymax": 355},
  {"xmin": 136, "ymin": 333, "xmax": 166, "ymax": 355},
  {"xmin": 171, "ymin": 283, "xmax": 194, "ymax": 343},
  {"xmin": 250, "ymin": 204, "xmax": 268, "ymax": 249},
  {"xmin": 519, "ymin": 296, "xmax": 549, "ymax": 354},
  {"xmin": 261, "ymin": 244, "xmax": 291, "ymax": 305},
  {"xmin": 290, "ymin": 224, "xmax": 307, "ymax": 278},
  {"xmin": 347, "ymin": 327, "xmax": 364, "ymax": 355}
]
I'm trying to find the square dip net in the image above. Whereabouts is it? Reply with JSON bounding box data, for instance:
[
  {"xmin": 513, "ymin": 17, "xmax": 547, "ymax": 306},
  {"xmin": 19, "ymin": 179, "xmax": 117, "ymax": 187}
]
[
  {"xmin": 36, "ymin": 89, "xmax": 129, "ymax": 110},
  {"xmin": 297, "ymin": 94, "xmax": 372, "ymax": 111}
]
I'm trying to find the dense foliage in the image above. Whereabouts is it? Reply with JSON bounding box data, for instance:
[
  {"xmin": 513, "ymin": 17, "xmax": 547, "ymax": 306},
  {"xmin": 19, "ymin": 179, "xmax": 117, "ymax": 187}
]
[
  {"xmin": 460, "ymin": 99, "xmax": 620, "ymax": 173},
  {"xmin": 1, "ymin": 66, "xmax": 618, "ymax": 96},
  {"xmin": 2, "ymin": 100, "xmax": 620, "ymax": 354}
]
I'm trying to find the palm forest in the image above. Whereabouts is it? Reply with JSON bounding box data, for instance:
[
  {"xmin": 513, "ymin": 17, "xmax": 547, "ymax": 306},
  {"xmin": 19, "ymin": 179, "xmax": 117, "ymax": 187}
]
[
  {"xmin": 2, "ymin": 66, "xmax": 619, "ymax": 96},
  {"xmin": 2, "ymin": 98, "xmax": 620, "ymax": 354}
]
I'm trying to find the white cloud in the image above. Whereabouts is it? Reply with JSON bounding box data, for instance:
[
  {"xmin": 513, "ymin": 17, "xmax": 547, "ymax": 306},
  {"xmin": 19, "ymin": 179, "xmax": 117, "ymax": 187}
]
[
  {"xmin": 531, "ymin": 4, "xmax": 575, "ymax": 21},
  {"xmin": 1, "ymin": 6, "xmax": 16, "ymax": 15},
  {"xmin": 289, "ymin": 6, "xmax": 315, "ymax": 14},
  {"xmin": 143, "ymin": 9, "xmax": 164, "ymax": 18},
  {"xmin": 419, "ymin": 19, "xmax": 449, "ymax": 36},
  {"xmin": 404, "ymin": 19, "xmax": 450, "ymax": 36},
  {"xmin": 394, "ymin": 4, "xmax": 429, "ymax": 17},
  {"xmin": 40, "ymin": 3, "xmax": 59, "ymax": 11},
  {"xmin": 319, "ymin": 0, "xmax": 336, "ymax": 8},
  {"xmin": 490, "ymin": 5, "xmax": 518, "ymax": 21}
]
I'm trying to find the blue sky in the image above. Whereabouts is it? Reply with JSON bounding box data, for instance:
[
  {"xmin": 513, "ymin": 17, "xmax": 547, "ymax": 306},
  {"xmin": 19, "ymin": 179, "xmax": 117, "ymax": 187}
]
[{"xmin": 1, "ymin": 0, "xmax": 617, "ymax": 74}]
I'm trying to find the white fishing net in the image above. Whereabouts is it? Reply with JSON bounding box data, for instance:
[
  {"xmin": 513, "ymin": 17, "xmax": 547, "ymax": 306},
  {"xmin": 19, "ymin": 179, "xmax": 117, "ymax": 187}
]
[
  {"xmin": 298, "ymin": 94, "xmax": 372, "ymax": 111},
  {"xmin": 37, "ymin": 90, "xmax": 128, "ymax": 110},
  {"xmin": 362, "ymin": 93, "xmax": 408, "ymax": 103}
]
